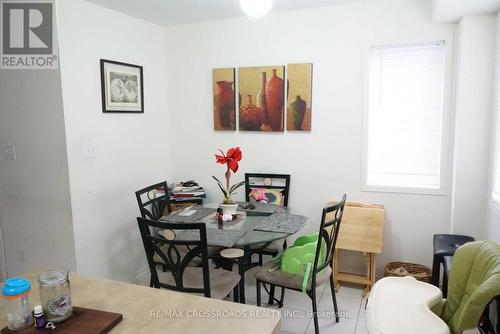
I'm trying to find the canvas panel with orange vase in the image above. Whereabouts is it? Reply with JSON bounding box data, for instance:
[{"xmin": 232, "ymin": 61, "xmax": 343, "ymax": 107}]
[
  {"xmin": 286, "ymin": 63, "xmax": 313, "ymax": 131},
  {"xmin": 213, "ymin": 68, "xmax": 236, "ymax": 131},
  {"xmin": 238, "ymin": 65, "xmax": 285, "ymax": 132}
]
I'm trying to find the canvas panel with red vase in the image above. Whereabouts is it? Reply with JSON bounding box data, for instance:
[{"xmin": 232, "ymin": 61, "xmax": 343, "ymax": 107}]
[
  {"xmin": 238, "ymin": 65, "xmax": 285, "ymax": 132},
  {"xmin": 213, "ymin": 68, "xmax": 236, "ymax": 131}
]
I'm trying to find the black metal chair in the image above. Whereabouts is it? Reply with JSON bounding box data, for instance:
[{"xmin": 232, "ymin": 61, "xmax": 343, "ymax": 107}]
[
  {"xmin": 136, "ymin": 181, "xmax": 175, "ymax": 286},
  {"xmin": 254, "ymin": 195, "xmax": 347, "ymax": 334},
  {"xmin": 432, "ymin": 234, "xmax": 475, "ymax": 297},
  {"xmin": 137, "ymin": 217, "xmax": 241, "ymax": 301},
  {"xmin": 245, "ymin": 173, "xmax": 291, "ymax": 207},
  {"xmin": 245, "ymin": 173, "xmax": 291, "ymax": 265},
  {"xmin": 244, "ymin": 173, "xmax": 291, "ymax": 304},
  {"xmin": 135, "ymin": 181, "xmax": 172, "ymax": 220}
]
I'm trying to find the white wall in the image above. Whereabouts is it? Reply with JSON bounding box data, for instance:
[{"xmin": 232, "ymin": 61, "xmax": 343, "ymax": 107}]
[
  {"xmin": 0, "ymin": 69, "xmax": 76, "ymax": 276},
  {"xmin": 165, "ymin": 0, "xmax": 456, "ymax": 274},
  {"xmin": 451, "ymin": 15, "xmax": 497, "ymax": 238},
  {"xmin": 57, "ymin": 0, "xmax": 171, "ymax": 281},
  {"xmin": 485, "ymin": 12, "xmax": 500, "ymax": 242}
]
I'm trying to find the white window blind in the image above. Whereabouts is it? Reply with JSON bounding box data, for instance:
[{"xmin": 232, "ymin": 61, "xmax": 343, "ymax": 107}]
[{"xmin": 366, "ymin": 41, "xmax": 446, "ymax": 191}]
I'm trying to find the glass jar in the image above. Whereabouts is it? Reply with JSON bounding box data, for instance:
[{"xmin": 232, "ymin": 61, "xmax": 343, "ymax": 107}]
[
  {"xmin": 2, "ymin": 277, "xmax": 33, "ymax": 330},
  {"xmin": 38, "ymin": 270, "xmax": 72, "ymax": 323}
]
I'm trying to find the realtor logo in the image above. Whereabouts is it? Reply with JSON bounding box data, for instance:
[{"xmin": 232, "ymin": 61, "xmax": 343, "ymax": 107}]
[{"xmin": 1, "ymin": 0, "xmax": 58, "ymax": 69}]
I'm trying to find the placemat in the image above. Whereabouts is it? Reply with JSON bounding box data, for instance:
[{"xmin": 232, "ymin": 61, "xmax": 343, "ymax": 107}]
[
  {"xmin": 236, "ymin": 201, "xmax": 280, "ymax": 215},
  {"xmin": 163, "ymin": 207, "xmax": 216, "ymax": 223},
  {"xmin": 253, "ymin": 213, "xmax": 307, "ymax": 234},
  {"xmin": 1, "ymin": 307, "xmax": 122, "ymax": 334},
  {"xmin": 174, "ymin": 229, "xmax": 246, "ymax": 248}
]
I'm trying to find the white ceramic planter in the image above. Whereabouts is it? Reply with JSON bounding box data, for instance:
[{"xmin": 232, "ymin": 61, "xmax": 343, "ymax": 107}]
[{"xmin": 219, "ymin": 203, "xmax": 238, "ymax": 215}]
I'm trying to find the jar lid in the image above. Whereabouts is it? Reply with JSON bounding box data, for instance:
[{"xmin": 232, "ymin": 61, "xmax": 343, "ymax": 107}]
[
  {"xmin": 2, "ymin": 277, "xmax": 31, "ymax": 297},
  {"xmin": 38, "ymin": 270, "xmax": 69, "ymax": 285},
  {"xmin": 34, "ymin": 305, "xmax": 43, "ymax": 315}
]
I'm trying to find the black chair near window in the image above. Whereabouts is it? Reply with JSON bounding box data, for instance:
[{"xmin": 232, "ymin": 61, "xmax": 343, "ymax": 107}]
[
  {"xmin": 135, "ymin": 181, "xmax": 171, "ymax": 221},
  {"xmin": 432, "ymin": 234, "xmax": 475, "ymax": 297},
  {"xmin": 254, "ymin": 195, "xmax": 346, "ymax": 334},
  {"xmin": 137, "ymin": 217, "xmax": 241, "ymax": 301}
]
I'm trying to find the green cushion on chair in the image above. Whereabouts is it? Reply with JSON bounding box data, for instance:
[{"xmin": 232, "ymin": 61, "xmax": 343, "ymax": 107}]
[
  {"xmin": 254, "ymin": 260, "xmax": 332, "ymax": 291},
  {"xmin": 441, "ymin": 241, "xmax": 500, "ymax": 334}
]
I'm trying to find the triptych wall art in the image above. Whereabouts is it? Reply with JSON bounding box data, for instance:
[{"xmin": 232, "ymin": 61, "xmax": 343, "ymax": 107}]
[{"xmin": 212, "ymin": 63, "xmax": 313, "ymax": 132}]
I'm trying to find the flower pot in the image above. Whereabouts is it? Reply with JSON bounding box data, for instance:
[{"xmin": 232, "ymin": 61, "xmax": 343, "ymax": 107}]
[{"xmin": 219, "ymin": 203, "xmax": 238, "ymax": 216}]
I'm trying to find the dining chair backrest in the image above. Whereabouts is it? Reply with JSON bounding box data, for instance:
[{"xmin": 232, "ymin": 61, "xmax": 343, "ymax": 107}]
[
  {"xmin": 137, "ymin": 217, "xmax": 211, "ymax": 297},
  {"xmin": 244, "ymin": 173, "xmax": 291, "ymax": 207},
  {"xmin": 135, "ymin": 181, "xmax": 171, "ymax": 220},
  {"xmin": 313, "ymin": 195, "xmax": 347, "ymax": 279}
]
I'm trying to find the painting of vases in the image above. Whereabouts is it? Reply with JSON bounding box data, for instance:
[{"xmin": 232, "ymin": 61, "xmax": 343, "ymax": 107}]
[
  {"xmin": 286, "ymin": 63, "xmax": 313, "ymax": 131},
  {"xmin": 238, "ymin": 66, "xmax": 285, "ymax": 132},
  {"xmin": 213, "ymin": 68, "xmax": 236, "ymax": 131}
]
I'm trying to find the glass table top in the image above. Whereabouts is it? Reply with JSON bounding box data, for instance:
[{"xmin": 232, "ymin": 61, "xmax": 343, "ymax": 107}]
[{"xmin": 163, "ymin": 204, "xmax": 306, "ymax": 248}]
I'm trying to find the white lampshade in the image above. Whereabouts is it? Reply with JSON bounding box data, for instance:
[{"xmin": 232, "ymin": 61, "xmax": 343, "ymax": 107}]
[{"xmin": 240, "ymin": 0, "xmax": 273, "ymax": 18}]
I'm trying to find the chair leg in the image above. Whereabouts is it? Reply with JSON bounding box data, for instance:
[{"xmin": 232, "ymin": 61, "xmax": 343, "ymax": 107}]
[
  {"xmin": 149, "ymin": 275, "xmax": 154, "ymax": 288},
  {"xmin": 279, "ymin": 287, "xmax": 285, "ymax": 308},
  {"xmin": 310, "ymin": 286, "xmax": 319, "ymax": 334},
  {"xmin": 233, "ymin": 285, "xmax": 240, "ymax": 303},
  {"xmin": 256, "ymin": 280, "xmax": 262, "ymax": 307},
  {"xmin": 330, "ymin": 274, "xmax": 340, "ymax": 322},
  {"xmin": 442, "ymin": 271, "xmax": 449, "ymax": 298},
  {"xmin": 268, "ymin": 284, "xmax": 276, "ymax": 305},
  {"xmin": 259, "ymin": 253, "xmax": 263, "ymax": 266},
  {"xmin": 431, "ymin": 256, "xmax": 441, "ymax": 287}
]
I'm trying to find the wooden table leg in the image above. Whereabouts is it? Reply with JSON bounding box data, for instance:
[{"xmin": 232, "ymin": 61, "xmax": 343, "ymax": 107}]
[
  {"xmin": 370, "ymin": 253, "xmax": 376, "ymax": 292},
  {"xmin": 333, "ymin": 250, "xmax": 340, "ymax": 291}
]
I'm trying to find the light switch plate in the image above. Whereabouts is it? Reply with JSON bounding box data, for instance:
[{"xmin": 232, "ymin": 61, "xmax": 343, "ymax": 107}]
[
  {"xmin": 4, "ymin": 144, "xmax": 16, "ymax": 160},
  {"xmin": 83, "ymin": 141, "xmax": 96, "ymax": 159}
]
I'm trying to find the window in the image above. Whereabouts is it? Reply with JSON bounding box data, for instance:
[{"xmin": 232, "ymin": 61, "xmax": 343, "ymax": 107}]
[{"xmin": 364, "ymin": 41, "xmax": 447, "ymax": 193}]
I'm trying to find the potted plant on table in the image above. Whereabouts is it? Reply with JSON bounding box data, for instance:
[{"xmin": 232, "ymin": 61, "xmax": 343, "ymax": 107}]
[{"xmin": 213, "ymin": 147, "xmax": 246, "ymax": 215}]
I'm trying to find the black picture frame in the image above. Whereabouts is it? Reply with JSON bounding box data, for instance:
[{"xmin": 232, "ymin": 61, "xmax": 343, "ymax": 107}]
[{"xmin": 100, "ymin": 59, "xmax": 144, "ymax": 113}]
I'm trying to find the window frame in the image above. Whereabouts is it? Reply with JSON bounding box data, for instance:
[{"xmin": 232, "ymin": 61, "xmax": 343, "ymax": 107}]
[{"xmin": 361, "ymin": 39, "xmax": 454, "ymax": 196}]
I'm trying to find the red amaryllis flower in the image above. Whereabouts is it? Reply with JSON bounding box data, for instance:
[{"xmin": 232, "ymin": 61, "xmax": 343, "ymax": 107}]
[{"xmin": 215, "ymin": 147, "xmax": 242, "ymax": 173}]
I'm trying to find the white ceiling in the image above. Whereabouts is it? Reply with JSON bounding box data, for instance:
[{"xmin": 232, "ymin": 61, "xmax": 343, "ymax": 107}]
[
  {"xmin": 84, "ymin": 0, "xmax": 372, "ymax": 26},
  {"xmin": 433, "ymin": 0, "xmax": 500, "ymax": 23}
]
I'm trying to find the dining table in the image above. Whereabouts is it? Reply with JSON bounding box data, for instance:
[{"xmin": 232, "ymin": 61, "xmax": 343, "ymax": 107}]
[{"xmin": 160, "ymin": 202, "xmax": 307, "ymax": 304}]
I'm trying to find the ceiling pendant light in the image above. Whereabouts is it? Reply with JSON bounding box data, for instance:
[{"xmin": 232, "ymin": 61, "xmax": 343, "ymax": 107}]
[{"xmin": 240, "ymin": 0, "xmax": 273, "ymax": 18}]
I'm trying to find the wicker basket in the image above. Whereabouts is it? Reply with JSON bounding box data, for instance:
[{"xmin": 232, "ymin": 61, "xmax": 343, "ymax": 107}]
[{"xmin": 384, "ymin": 262, "xmax": 432, "ymax": 283}]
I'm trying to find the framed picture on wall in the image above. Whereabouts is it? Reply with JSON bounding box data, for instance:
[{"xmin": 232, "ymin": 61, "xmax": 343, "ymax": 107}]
[{"xmin": 100, "ymin": 59, "xmax": 144, "ymax": 113}]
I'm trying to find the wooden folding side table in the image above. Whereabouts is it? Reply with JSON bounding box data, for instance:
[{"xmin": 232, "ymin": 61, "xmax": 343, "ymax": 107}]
[{"xmin": 332, "ymin": 202, "xmax": 385, "ymax": 297}]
